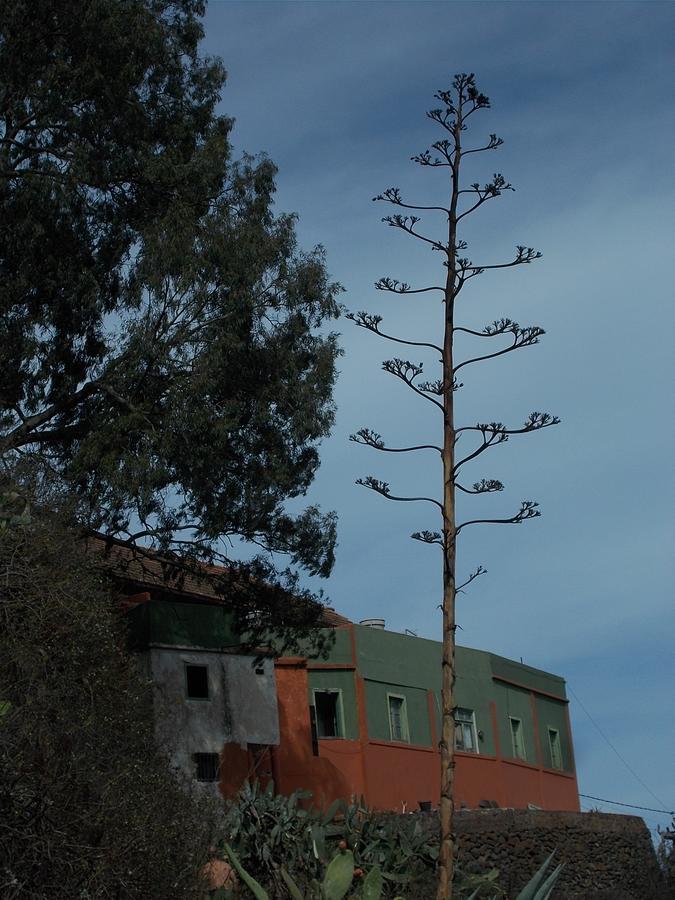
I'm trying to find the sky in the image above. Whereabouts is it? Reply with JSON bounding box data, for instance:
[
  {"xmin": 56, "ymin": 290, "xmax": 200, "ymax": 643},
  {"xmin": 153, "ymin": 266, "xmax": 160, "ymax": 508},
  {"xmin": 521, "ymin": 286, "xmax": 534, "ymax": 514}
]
[{"xmin": 201, "ymin": 1, "xmax": 675, "ymax": 837}]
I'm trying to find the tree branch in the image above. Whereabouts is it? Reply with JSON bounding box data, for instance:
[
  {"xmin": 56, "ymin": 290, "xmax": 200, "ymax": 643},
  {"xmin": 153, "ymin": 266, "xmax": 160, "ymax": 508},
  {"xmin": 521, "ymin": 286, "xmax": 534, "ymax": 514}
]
[
  {"xmin": 382, "ymin": 358, "xmax": 445, "ymax": 410},
  {"xmin": 456, "ymin": 478, "xmax": 504, "ymax": 495},
  {"xmin": 460, "ymin": 245, "xmax": 542, "ymax": 272},
  {"xmin": 381, "ymin": 214, "xmax": 447, "ymax": 252},
  {"xmin": 350, "ymin": 428, "xmax": 442, "ymax": 454},
  {"xmin": 372, "ymin": 187, "xmax": 450, "ymax": 214},
  {"xmin": 346, "ymin": 311, "xmax": 443, "ymax": 354},
  {"xmin": 411, "ymin": 530, "xmax": 443, "ymax": 546},
  {"xmin": 456, "ymin": 500, "xmax": 540, "ymax": 534},
  {"xmin": 456, "ymin": 565, "xmax": 487, "ymax": 592},
  {"xmin": 374, "ymin": 277, "xmax": 445, "ymax": 295},
  {"xmin": 454, "ymin": 325, "xmax": 544, "ymax": 372},
  {"xmin": 356, "ymin": 476, "xmax": 443, "ymax": 510}
]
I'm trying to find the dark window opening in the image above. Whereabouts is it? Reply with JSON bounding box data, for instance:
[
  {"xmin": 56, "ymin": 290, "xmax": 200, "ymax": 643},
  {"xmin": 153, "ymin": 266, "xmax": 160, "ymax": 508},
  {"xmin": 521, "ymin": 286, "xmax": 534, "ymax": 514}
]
[
  {"xmin": 314, "ymin": 690, "xmax": 342, "ymax": 738},
  {"xmin": 193, "ymin": 752, "xmax": 219, "ymax": 782},
  {"xmin": 185, "ymin": 664, "xmax": 209, "ymax": 699}
]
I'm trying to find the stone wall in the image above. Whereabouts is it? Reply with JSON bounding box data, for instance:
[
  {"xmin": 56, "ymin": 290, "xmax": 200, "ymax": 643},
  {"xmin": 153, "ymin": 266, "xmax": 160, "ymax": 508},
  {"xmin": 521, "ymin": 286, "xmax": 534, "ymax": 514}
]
[
  {"xmin": 384, "ymin": 809, "xmax": 664, "ymax": 899},
  {"xmin": 454, "ymin": 808, "xmax": 663, "ymax": 898}
]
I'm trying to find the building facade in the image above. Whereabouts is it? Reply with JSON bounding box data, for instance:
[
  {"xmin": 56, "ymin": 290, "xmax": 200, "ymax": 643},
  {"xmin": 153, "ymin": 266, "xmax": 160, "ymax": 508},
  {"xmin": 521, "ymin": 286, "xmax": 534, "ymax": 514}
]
[
  {"xmin": 272, "ymin": 621, "xmax": 579, "ymax": 812},
  {"xmin": 125, "ymin": 589, "xmax": 579, "ymax": 812}
]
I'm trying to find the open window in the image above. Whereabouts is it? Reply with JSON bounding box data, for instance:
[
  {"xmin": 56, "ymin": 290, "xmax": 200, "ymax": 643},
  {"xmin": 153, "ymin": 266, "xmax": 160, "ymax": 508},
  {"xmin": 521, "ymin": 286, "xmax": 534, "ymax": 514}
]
[
  {"xmin": 313, "ymin": 690, "xmax": 343, "ymax": 738},
  {"xmin": 548, "ymin": 727, "xmax": 563, "ymax": 769},
  {"xmin": 185, "ymin": 664, "xmax": 209, "ymax": 700},
  {"xmin": 509, "ymin": 716, "xmax": 526, "ymax": 760},
  {"xmin": 454, "ymin": 707, "xmax": 478, "ymax": 753},
  {"xmin": 387, "ymin": 693, "xmax": 409, "ymax": 743}
]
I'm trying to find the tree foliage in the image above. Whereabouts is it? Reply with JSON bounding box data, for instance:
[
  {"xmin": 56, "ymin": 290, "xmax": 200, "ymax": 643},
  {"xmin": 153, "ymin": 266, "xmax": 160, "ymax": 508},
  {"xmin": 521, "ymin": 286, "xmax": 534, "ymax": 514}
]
[
  {"xmin": 0, "ymin": 513, "xmax": 221, "ymax": 899},
  {"xmin": 0, "ymin": 0, "xmax": 342, "ymax": 607}
]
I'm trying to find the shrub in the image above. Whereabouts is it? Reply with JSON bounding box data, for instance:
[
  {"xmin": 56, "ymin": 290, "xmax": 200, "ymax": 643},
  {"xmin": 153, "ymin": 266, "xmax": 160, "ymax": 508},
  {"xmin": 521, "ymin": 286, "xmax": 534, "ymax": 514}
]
[{"xmin": 0, "ymin": 512, "xmax": 219, "ymax": 898}]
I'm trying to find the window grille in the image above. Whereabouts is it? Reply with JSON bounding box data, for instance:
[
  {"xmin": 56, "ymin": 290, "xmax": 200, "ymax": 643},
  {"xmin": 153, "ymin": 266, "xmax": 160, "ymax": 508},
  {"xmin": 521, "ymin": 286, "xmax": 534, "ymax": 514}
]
[{"xmin": 193, "ymin": 752, "xmax": 219, "ymax": 782}]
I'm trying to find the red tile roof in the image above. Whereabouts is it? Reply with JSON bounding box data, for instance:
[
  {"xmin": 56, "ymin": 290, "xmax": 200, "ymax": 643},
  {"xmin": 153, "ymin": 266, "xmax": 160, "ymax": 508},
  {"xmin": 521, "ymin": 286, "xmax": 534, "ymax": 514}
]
[{"xmin": 85, "ymin": 533, "xmax": 351, "ymax": 627}]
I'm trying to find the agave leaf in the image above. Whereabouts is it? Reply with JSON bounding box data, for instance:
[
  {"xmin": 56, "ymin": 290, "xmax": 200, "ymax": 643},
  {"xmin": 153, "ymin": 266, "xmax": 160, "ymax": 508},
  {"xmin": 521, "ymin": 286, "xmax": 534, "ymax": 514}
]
[
  {"xmin": 534, "ymin": 863, "xmax": 564, "ymax": 900},
  {"xmin": 223, "ymin": 842, "xmax": 269, "ymax": 900},
  {"xmin": 362, "ymin": 866, "xmax": 383, "ymax": 900},
  {"xmin": 382, "ymin": 872, "xmax": 414, "ymax": 884},
  {"xmin": 280, "ymin": 867, "xmax": 305, "ymax": 900},
  {"xmin": 515, "ymin": 851, "xmax": 556, "ymax": 900},
  {"xmin": 323, "ymin": 850, "xmax": 355, "ymax": 900},
  {"xmin": 322, "ymin": 798, "xmax": 345, "ymax": 825}
]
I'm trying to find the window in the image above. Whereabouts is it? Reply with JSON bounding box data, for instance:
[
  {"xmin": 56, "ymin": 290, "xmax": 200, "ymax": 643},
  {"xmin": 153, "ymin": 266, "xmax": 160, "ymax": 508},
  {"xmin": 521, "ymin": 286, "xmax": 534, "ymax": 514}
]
[
  {"xmin": 314, "ymin": 690, "xmax": 343, "ymax": 738},
  {"xmin": 509, "ymin": 717, "xmax": 526, "ymax": 759},
  {"xmin": 548, "ymin": 728, "xmax": 563, "ymax": 769},
  {"xmin": 387, "ymin": 694, "xmax": 409, "ymax": 743},
  {"xmin": 454, "ymin": 708, "xmax": 478, "ymax": 753},
  {"xmin": 193, "ymin": 752, "xmax": 219, "ymax": 782},
  {"xmin": 185, "ymin": 664, "xmax": 209, "ymax": 699}
]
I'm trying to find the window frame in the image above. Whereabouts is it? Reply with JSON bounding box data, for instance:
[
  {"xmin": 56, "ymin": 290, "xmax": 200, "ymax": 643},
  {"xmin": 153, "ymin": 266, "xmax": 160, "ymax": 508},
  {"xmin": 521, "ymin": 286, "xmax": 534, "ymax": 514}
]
[
  {"xmin": 387, "ymin": 692, "xmax": 410, "ymax": 744},
  {"xmin": 184, "ymin": 662, "xmax": 210, "ymax": 701},
  {"xmin": 454, "ymin": 707, "xmax": 479, "ymax": 754},
  {"xmin": 548, "ymin": 727, "xmax": 563, "ymax": 770},
  {"xmin": 312, "ymin": 688, "xmax": 345, "ymax": 739},
  {"xmin": 509, "ymin": 716, "xmax": 526, "ymax": 760}
]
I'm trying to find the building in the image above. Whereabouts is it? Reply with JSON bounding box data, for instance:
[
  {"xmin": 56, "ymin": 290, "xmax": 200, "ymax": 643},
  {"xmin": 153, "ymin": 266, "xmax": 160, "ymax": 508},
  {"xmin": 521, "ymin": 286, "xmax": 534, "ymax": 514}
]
[
  {"xmin": 272, "ymin": 619, "xmax": 579, "ymax": 812},
  {"xmin": 109, "ymin": 535, "xmax": 579, "ymax": 813}
]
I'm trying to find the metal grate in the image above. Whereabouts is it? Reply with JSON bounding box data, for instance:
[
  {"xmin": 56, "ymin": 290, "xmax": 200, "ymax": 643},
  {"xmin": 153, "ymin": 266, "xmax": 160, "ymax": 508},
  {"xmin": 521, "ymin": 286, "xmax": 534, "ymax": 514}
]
[{"xmin": 193, "ymin": 752, "xmax": 220, "ymax": 782}]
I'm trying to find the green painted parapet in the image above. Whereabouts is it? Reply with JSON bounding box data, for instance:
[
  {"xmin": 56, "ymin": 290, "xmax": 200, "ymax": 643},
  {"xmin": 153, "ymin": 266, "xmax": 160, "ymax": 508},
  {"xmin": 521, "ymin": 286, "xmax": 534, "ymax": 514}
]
[{"xmin": 126, "ymin": 600, "xmax": 238, "ymax": 650}]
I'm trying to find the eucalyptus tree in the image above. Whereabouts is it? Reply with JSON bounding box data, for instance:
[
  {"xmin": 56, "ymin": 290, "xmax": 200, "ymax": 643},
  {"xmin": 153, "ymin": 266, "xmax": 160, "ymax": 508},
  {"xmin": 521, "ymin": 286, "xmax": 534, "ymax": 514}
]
[
  {"xmin": 0, "ymin": 0, "xmax": 341, "ymax": 636},
  {"xmin": 349, "ymin": 74, "xmax": 559, "ymax": 898}
]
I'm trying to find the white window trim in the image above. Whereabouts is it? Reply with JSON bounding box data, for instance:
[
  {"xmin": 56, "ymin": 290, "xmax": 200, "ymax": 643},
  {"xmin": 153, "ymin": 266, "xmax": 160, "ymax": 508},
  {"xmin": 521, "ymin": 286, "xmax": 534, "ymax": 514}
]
[
  {"xmin": 455, "ymin": 707, "xmax": 479, "ymax": 754},
  {"xmin": 548, "ymin": 727, "xmax": 563, "ymax": 769},
  {"xmin": 387, "ymin": 692, "xmax": 410, "ymax": 743},
  {"xmin": 509, "ymin": 715, "xmax": 526, "ymax": 760},
  {"xmin": 312, "ymin": 688, "xmax": 345, "ymax": 739}
]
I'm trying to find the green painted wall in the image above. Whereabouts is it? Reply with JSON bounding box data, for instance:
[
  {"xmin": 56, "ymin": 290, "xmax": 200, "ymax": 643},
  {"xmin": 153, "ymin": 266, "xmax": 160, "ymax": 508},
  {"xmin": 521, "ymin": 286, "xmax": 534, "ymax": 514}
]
[
  {"xmin": 489, "ymin": 653, "xmax": 567, "ymax": 699},
  {"xmin": 493, "ymin": 682, "xmax": 537, "ymax": 764},
  {"xmin": 294, "ymin": 627, "xmax": 352, "ymax": 665},
  {"xmin": 536, "ymin": 695, "xmax": 573, "ymax": 771},
  {"xmin": 307, "ymin": 669, "xmax": 359, "ymax": 740},
  {"xmin": 364, "ymin": 680, "xmax": 432, "ymax": 746},
  {"xmin": 127, "ymin": 600, "xmax": 237, "ymax": 649},
  {"xmin": 353, "ymin": 626, "xmax": 501, "ymax": 756}
]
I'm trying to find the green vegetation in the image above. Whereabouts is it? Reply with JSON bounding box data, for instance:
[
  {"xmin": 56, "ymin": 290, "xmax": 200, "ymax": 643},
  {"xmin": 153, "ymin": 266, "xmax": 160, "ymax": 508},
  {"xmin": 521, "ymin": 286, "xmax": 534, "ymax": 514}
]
[
  {"xmin": 1, "ymin": 0, "xmax": 341, "ymax": 639},
  {"xmin": 0, "ymin": 513, "xmax": 219, "ymax": 898},
  {"xmin": 219, "ymin": 782, "xmax": 563, "ymax": 900}
]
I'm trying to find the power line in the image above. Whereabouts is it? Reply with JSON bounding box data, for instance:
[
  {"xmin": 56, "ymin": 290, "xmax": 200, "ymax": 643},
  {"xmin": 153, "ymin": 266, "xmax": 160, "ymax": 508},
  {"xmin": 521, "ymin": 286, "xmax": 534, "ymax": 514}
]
[
  {"xmin": 579, "ymin": 793, "xmax": 673, "ymax": 816},
  {"xmin": 568, "ymin": 684, "xmax": 671, "ymax": 812}
]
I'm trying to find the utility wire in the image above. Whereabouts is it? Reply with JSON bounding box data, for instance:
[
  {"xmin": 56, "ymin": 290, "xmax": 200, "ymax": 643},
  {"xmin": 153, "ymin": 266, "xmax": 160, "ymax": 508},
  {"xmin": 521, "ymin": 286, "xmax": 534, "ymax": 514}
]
[
  {"xmin": 579, "ymin": 794, "xmax": 673, "ymax": 816},
  {"xmin": 568, "ymin": 684, "xmax": 671, "ymax": 812}
]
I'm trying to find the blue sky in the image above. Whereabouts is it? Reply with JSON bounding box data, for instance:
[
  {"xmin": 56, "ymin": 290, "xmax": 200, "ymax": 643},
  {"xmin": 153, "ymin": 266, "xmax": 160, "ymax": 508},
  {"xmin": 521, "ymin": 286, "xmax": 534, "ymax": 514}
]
[{"xmin": 202, "ymin": 1, "xmax": 674, "ymax": 835}]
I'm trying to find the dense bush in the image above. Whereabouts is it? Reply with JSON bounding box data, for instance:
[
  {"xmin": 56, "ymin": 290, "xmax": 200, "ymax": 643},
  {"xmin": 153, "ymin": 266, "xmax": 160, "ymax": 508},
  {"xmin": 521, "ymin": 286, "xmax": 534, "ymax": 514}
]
[
  {"xmin": 0, "ymin": 513, "xmax": 219, "ymax": 898},
  {"xmin": 223, "ymin": 782, "xmax": 439, "ymax": 898}
]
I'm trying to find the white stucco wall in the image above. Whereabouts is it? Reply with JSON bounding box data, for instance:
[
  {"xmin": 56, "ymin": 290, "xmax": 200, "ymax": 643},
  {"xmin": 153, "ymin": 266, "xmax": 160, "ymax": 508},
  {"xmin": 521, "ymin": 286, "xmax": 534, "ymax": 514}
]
[{"xmin": 146, "ymin": 646, "xmax": 279, "ymax": 785}]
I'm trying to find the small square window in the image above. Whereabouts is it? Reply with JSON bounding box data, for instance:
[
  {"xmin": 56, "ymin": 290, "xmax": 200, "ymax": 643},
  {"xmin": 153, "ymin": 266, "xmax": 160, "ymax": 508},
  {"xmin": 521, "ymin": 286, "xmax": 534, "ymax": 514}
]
[
  {"xmin": 454, "ymin": 708, "xmax": 478, "ymax": 753},
  {"xmin": 388, "ymin": 694, "xmax": 409, "ymax": 743},
  {"xmin": 509, "ymin": 717, "xmax": 526, "ymax": 760},
  {"xmin": 185, "ymin": 664, "xmax": 209, "ymax": 700},
  {"xmin": 548, "ymin": 728, "xmax": 563, "ymax": 769},
  {"xmin": 314, "ymin": 690, "xmax": 343, "ymax": 738},
  {"xmin": 193, "ymin": 752, "xmax": 219, "ymax": 782}
]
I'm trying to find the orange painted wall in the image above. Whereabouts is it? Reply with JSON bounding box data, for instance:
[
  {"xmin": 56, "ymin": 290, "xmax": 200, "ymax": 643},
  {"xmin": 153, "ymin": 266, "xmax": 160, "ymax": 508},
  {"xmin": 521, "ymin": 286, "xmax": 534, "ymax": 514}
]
[
  {"xmin": 221, "ymin": 649, "xmax": 579, "ymax": 814},
  {"xmin": 272, "ymin": 659, "xmax": 367, "ymax": 808},
  {"xmin": 363, "ymin": 742, "xmax": 440, "ymax": 811}
]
